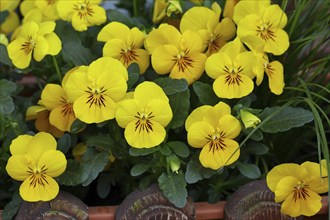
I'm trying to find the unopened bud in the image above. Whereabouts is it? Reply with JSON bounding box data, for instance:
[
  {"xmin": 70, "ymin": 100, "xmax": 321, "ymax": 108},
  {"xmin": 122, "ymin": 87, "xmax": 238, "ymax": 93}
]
[{"xmin": 240, "ymin": 109, "xmax": 261, "ymax": 129}]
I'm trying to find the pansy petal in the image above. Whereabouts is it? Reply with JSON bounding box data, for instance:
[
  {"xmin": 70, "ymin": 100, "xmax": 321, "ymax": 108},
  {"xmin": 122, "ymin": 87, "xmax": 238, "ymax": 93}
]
[
  {"xmin": 41, "ymin": 84, "xmax": 65, "ymax": 110},
  {"xmin": 38, "ymin": 150, "xmax": 67, "ymax": 177},
  {"xmin": 88, "ymin": 57, "xmax": 128, "ymax": 81},
  {"xmin": 180, "ymin": 30, "xmax": 203, "ymax": 52},
  {"xmin": 205, "ymin": 52, "xmax": 232, "ymax": 79},
  {"xmin": 266, "ymin": 61, "xmax": 285, "ymax": 95},
  {"xmin": 264, "ymin": 28, "xmax": 289, "ymax": 55},
  {"xmin": 147, "ymin": 99, "xmax": 172, "ymax": 126},
  {"xmin": 213, "ymin": 73, "xmax": 254, "ymax": 99},
  {"xmin": 133, "ymin": 49, "xmax": 150, "ymax": 74},
  {"xmin": 86, "ymin": 5, "xmax": 106, "ymax": 26},
  {"xmin": 218, "ymin": 115, "xmax": 241, "ymax": 139},
  {"xmin": 33, "ymin": 36, "xmax": 49, "ymax": 61},
  {"xmin": 185, "ymin": 105, "xmax": 212, "ymax": 131},
  {"xmin": 28, "ymin": 132, "xmax": 57, "ymax": 161},
  {"xmin": 100, "ymin": 72, "xmax": 127, "ymax": 102},
  {"xmin": 73, "ymin": 94, "xmax": 117, "ymax": 124},
  {"xmin": 127, "ymin": 27, "xmax": 146, "ymax": 48},
  {"xmin": 103, "ymin": 39, "xmax": 126, "ymax": 60},
  {"xmin": 116, "ymin": 99, "xmax": 142, "ymax": 128},
  {"xmin": 38, "ymin": 21, "xmax": 56, "ymax": 36},
  {"xmin": 6, "ymin": 155, "xmax": 36, "ymax": 181},
  {"xmin": 125, "ymin": 120, "xmax": 166, "ymax": 148},
  {"xmin": 20, "ymin": 175, "xmax": 59, "ymax": 202},
  {"xmin": 199, "ymin": 138, "xmax": 239, "ymax": 170},
  {"xmin": 49, "ymin": 104, "xmax": 76, "ymax": 132},
  {"xmin": 266, "ymin": 163, "xmax": 308, "ymax": 192},
  {"xmin": 274, "ymin": 176, "xmax": 300, "ymax": 202},
  {"xmin": 263, "ymin": 4, "xmax": 287, "ymax": 29},
  {"xmin": 188, "ymin": 121, "xmax": 214, "ymax": 148},
  {"xmin": 72, "ymin": 13, "xmax": 88, "ymax": 31},
  {"xmin": 180, "ymin": 6, "xmax": 215, "ymax": 32},
  {"xmin": 134, "ymin": 81, "xmax": 168, "ymax": 105},
  {"xmin": 233, "ymin": 0, "xmax": 270, "ymax": 24},
  {"xmin": 44, "ymin": 33, "xmax": 61, "ymax": 55},
  {"xmin": 152, "ymin": 45, "xmax": 178, "ymax": 75},
  {"xmin": 97, "ymin": 21, "xmax": 130, "ymax": 42},
  {"xmin": 7, "ymin": 37, "xmax": 32, "ymax": 69},
  {"xmin": 281, "ymin": 189, "xmax": 322, "ymax": 217},
  {"xmin": 10, "ymin": 135, "xmax": 33, "ymax": 155}
]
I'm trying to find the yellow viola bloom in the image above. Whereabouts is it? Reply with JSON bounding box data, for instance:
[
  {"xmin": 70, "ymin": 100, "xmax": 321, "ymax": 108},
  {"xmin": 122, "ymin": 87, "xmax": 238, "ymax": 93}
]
[
  {"xmin": 64, "ymin": 57, "xmax": 128, "ymax": 124},
  {"xmin": 115, "ymin": 81, "xmax": 173, "ymax": 148},
  {"xmin": 266, "ymin": 161, "xmax": 328, "ymax": 217},
  {"xmin": 186, "ymin": 102, "xmax": 241, "ymax": 170},
  {"xmin": 253, "ymin": 53, "xmax": 285, "ymax": 95},
  {"xmin": 7, "ymin": 21, "xmax": 62, "ymax": 69},
  {"xmin": 97, "ymin": 22, "xmax": 150, "ymax": 74},
  {"xmin": 26, "ymin": 103, "xmax": 64, "ymax": 138},
  {"xmin": 234, "ymin": 1, "xmax": 289, "ymax": 55},
  {"xmin": 34, "ymin": 0, "xmax": 60, "ymax": 20},
  {"xmin": 223, "ymin": 0, "xmax": 240, "ymax": 19},
  {"xmin": 152, "ymin": 0, "xmax": 182, "ymax": 24},
  {"xmin": 180, "ymin": 2, "xmax": 236, "ymax": 56},
  {"xmin": 239, "ymin": 109, "xmax": 261, "ymax": 129},
  {"xmin": 145, "ymin": 24, "xmax": 207, "ymax": 85},
  {"xmin": 5, "ymin": 132, "xmax": 67, "ymax": 202},
  {"xmin": 205, "ymin": 38, "xmax": 255, "ymax": 99},
  {"xmin": 56, "ymin": 0, "xmax": 106, "ymax": 31}
]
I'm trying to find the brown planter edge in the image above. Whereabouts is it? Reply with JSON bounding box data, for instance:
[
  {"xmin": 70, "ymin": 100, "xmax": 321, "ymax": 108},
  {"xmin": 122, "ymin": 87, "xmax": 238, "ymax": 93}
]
[{"xmin": 87, "ymin": 196, "xmax": 328, "ymax": 220}]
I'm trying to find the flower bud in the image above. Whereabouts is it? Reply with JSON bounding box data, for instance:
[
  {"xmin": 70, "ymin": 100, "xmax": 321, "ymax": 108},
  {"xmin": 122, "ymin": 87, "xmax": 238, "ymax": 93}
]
[
  {"xmin": 167, "ymin": 154, "xmax": 181, "ymax": 173},
  {"xmin": 240, "ymin": 109, "xmax": 261, "ymax": 129}
]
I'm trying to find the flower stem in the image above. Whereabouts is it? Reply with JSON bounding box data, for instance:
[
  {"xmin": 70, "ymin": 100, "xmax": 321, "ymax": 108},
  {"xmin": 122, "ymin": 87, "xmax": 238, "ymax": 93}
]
[
  {"xmin": 52, "ymin": 55, "xmax": 62, "ymax": 82},
  {"xmin": 133, "ymin": 0, "xmax": 138, "ymax": 17}
]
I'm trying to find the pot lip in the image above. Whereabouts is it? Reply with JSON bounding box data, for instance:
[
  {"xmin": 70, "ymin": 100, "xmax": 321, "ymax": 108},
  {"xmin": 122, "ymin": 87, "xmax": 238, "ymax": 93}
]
[{"xmin": 87, "ymin": 195, "xmax": 329, "ymax": 220}]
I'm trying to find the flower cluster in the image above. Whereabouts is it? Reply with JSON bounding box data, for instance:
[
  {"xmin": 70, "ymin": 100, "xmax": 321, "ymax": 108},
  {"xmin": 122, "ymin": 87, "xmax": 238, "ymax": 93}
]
[{"xmin": 1, "ymin": 0, "xmax": 329, "ymax": 218}]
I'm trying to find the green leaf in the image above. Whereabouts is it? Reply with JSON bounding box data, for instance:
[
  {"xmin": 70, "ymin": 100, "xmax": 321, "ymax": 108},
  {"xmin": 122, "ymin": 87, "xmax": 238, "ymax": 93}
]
[
  {"xmin": 97, "ymin": 174, "xmax": 112, "ymax": 199},
  {"xmin": 260, "ymin": 106, "xmax": 314, "ymax": 133},
  {"xmin": 154, "ymin": 78, "xmax": 188, "ymax": 95},
  {"xmin": 127, "ymin": 63, "xmax": 140, "ymax": 90},
  {"xmin": 185, "ymin": 158, "xmax": 215, "ymax": 184},
  {"xmin": 86, "ymin": 134, "xmax": 115, "ymax": 151},
  {"xmin": 244, "ymin": 141, "xmax": 269, "ymax": 155},
  {"xmin": 56, "ymin": 159, "xmax": 88, "ymax": 186},
  {"xmin": 130, "ymin": 163, "xmax": 150, "ymax": 176},
  {"xmin": 0, "ymin": 79, "xmax": 17, "ymax": 95},
  {"xmin": 129, "ymin": 147, "xmax": 158, "ymax": 156},
  {"xmin": 81, "ymin": 148, "xmax": 109, "ymax": 186},
  {"xmin": 168, "ymin": 89, "xmax": 190, "ymax": 129},
  {"xmin": 106, "ymin": 9, "xmax": 134, "ymax": 27},
  {"xmin": 0, "ymin": 11, "xmax": 9, "ymax": 24},
  {"xmin": 2, "ymin": 191, "xmax": 22, "ymax": 220},
  {"xmin": 159, "ymin": 144, "xmax": 171, "ymax": 156},
  {"xmin": 237, "ymin": 162, "xmax": 261, "ymax": 179},
  {"xmin": 0, "ymin": 44, "xmax": 12, "ymax": 66},
  {"xmin": 243, "ymin": 128, "xmax": 263, "ymax": 141},
  {"xmin": 165, "ymin": 141, "xmax": 189, "ymax": 158},
  {"xmin": 0, "ymin": 79, "xmax": 17, "ymax": 114},
  {"xmin": 57, "ymin": 133, "xmax": 71, "ymax": 154},
  {"xmin": 158, "ymin": 172, "xmax": 187, "ymax": 208},
  {"xmin": 62, "ymin": 41, "xmax": 96, "ymax": 65},
  {"xmin": 192, "ymin": 81, "xmax": 219, "ymax": 105},
  {"xmin": 70, "ymin": 119, "xmax": 87, "ymax": 133}
]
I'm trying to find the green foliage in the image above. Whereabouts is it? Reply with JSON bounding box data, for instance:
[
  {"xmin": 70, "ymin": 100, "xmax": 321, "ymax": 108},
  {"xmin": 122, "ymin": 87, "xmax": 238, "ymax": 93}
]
[
  {"xmin": 185, "ymin": 156, "xmax": 215, "ymax": 184},
  {"xmin": 0, "ymin": 79, "xmax": 17, "ymax": 114},
  {"xmin": 56, "ymin": 159, "xmax": 87, "ymax": 186},
  {"xmin": 158, "ymin": 172, "xmax": 187, "ymax": 208},
  {"xmin": 192, "ymin": 81, "xmax": 219, "ymax": 105},
  {"xmin": 168, "ymin": 89, "xmax": 190, "ymax": 129},
  {"xmin": 237, "ymin": 162, "xmax": 261, "ymax": 179},
  {"xmin": 259, "ymin": 106, "xmax": 314, "ymax": 133}
]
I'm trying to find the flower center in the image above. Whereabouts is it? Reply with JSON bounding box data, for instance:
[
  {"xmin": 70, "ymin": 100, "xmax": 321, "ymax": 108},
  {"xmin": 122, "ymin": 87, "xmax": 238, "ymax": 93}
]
[
  {"xmin": 173, "ymin": 50, "xmax": 193, "ymax": 72},
  {"xmin": 208, "ymin": 34, "xmax": 223, "ymax": 55},
  {"xmin": 207, "ymin": 132, "xmax": 226, "ymax": 152},
  {"xmin": 293, "ymin": 183, "xmax": 310, "ymax": 202},
  {"xmin": 223, "ymin": 65, "xmax": 244, "ymax": 85},
  {"xmin": 21, "ymin": 36, "xmax": 36, "ymax": 55},
  {"xmin": 74, "ymin": 1, "xmax": 94, "ymax": 19},
  {"xmin": 134, "ymin": 112, "xmax": 154, "ymax": 133},
  {"xmin": 27, "ymin": 165, "xmax": 48, "ymax": 188},
  {"xmin": 60, "ymin": 97, "xmax": 74, "ymax": 116},
  {"xmin": 47, "ymin": 0, "xmax": 56, "ymax": 5},
  {"xmin": 85, "ymin": 86, "xmax": 107, "ymax": 108},
  {"xmin": 120, "ymin": 47, "xmax": 138, "ymax": 66},
  {"xmin": 257, "ymin": 23, "xmax": 275, "ymax": 41}
]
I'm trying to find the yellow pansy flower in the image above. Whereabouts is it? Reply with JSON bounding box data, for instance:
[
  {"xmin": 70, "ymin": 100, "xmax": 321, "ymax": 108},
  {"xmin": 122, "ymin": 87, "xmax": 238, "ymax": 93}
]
[
  {"xmin": 56, "ymin": 0, "xmax": 106, "ymax": 31},
  {"xmin": 34, "ymin": 0, "xmax": 60, "ymax": 20},
  {"xmin": 26, "ymin": 102, "xmax": 64, "ymax": 138},
  {"xmin": 253, "ymin": 53, "xmax": 285, "ymax": 95},
  {"xmin": 205, "ymin": 38, "xmax": 255, "ymax": 99},
  {"xmin": 97, "ymin": 22, "xmax": 150, "ymax": 74},
  {"xmin": 5, "ymin": 132, "xmax": 67, "ymax": 202},
  {"xmin": 64, "ymin": 57, "xmax": 128, "ymax": 124},
  {"xmin": 0, "ymin": 34, "xmax": 9, "ymax": 45},
  {"xmin": 234, "ymin": 1, "xmax": 289, "ymax": 55},
  {"xmin": 7, "ymin": 21, "xmax": 62, "ymax": 69},
  {"xmin": 223, "ymin": 0, "xmax": 240, "ymax": 19},
  {"xmin": 267, "ymin": 161, "xmax": 328, "ymax": 217},
  {"xmin": 186, "ymin": 102, "xmax": 241, "ymax": 170},
  {"xmin": 0, "ymin": 0, "xmax": 20, "ymax": 34},
  {"xmin": 180, "ymin": 2, "xmax": 236, "ymax": 56},
  {"xmin": 115, "ymin": 81, "xmax": 173, "ymax": 148},
  {"xmin": 145, "ymin": 24, "xmax": 207, "ymax": 85}
]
